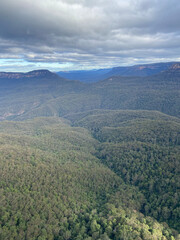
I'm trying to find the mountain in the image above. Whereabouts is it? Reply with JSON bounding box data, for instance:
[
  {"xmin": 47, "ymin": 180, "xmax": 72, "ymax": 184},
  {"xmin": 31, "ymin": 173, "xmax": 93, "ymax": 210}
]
[
  {"xmin": 0, "ymin": 63, "xmax": 179, "ymax": 121},
  {"xmin": 57, "ymin": 62, "xmax": 178, "ymax": 83},
  {"xmin": 90, "ymin": 65, "xmax": 180, "ymax": 117},
  {"xmin": 0, "ymin": 69, "xmax": 60, "ymax": 88},
  {"xmin": 104, "ymin": 62, "xmax": 177, "ymax": 79},
  {"xmin": 0, "ymin": 69, "xmax": 57, "ymax": 79},
  {"xmin": 0, "ymin": 69, "xmax": 85, "ymax": 120}
]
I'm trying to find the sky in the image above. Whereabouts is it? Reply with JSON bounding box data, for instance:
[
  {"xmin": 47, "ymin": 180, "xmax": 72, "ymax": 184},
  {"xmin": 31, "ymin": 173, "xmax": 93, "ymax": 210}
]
[{"xmin": 0, "ymin": 0, "xmax": 180, "ymax": 72}]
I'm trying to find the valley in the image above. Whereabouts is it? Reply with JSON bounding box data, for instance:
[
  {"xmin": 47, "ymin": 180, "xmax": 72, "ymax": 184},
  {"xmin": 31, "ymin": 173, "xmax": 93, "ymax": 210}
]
[{"xmin": 0, "ymin": 62, "xmax": 179, "ymax": 240}]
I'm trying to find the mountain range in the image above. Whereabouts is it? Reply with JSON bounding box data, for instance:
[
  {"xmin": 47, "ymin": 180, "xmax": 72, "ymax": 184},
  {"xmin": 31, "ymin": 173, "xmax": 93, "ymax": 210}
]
[
  {"xmin": 0, "ymin": 62, "xmax": 179, "ymax": 121},
  {"xmin": 57, "ymin": 62, "xmax": 177, "ymax": 83},
  {"xmin": 0, "ymin": 62, "xmax": 179, "ymax": 239}
]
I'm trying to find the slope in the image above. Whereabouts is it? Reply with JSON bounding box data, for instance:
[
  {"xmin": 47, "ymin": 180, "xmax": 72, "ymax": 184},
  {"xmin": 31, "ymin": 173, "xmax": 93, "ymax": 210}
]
[
  {"xmin": 91, "ymin": 64, "xmax": 180, "ymax": 117},
  {"xmin": 66, "ymin": 109, "xmax": 180, "ymax": 231},
  {"xmin": 104, "ymin": 62, "xmax": 177, "ymax": 78},
  {"xmin": 0, "ymin": 117, "xmax": 179, "ymax": 240},
  {"xmin": 0, "ymin": 70, "xmax": 85, "ymax": 121},
  {"xmin": 0, "ymin": 63, "xmax": 180, "ymax": 121}
]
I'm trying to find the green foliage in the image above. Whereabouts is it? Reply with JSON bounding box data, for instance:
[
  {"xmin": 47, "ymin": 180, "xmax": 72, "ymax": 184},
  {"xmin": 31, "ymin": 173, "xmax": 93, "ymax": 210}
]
[
  {"xmin": 71, "ymin": 110, "xmax": 180, "ymax": 231},
  {"xmin": 0, "ymin": 115, "xmax": 179, "ymax": 239}
]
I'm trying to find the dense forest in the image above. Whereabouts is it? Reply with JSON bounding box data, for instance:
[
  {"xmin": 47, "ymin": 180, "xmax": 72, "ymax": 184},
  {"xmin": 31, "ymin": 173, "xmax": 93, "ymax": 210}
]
[
  {"xmin": 0, "ymin": 111, "xmax": 179, "ymax": 239},
  {"xmin": 68, "ymin": 110, "xmax": 180, "ymax": 230},
  {"xmin": 0, "ymin": 63, "xmax": 179, "ymax": 239}
]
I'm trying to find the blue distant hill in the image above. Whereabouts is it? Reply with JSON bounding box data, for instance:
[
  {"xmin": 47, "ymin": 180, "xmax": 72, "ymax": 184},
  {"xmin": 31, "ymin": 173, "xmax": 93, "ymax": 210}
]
[
  {"xmin": 57, "ymin": 62, "xmax": 177, "ymax": 83},
  {"xmin": 57, "ymin": 68, "xmax": 111, "ymax": 83}
]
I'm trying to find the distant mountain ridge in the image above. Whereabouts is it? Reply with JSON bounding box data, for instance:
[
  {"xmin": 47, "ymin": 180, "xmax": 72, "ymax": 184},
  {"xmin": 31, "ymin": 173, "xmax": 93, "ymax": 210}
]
[
  {"xmin": 105, "ymin": 62, "xmax": 177, "ymax": 78},
  {"xmin": 57, "ymin": 68, "xmax": 111, "ymax": 83},
  {"xmin": 0, "ymin": 69, "xmax": 57, "ymax": 79},
  {"xmin": 0, "ymin": 62, "xmax": 179, "ymax": 121},
  {"xmin": 1, "ymin": 62, "xmax": 179, "ymax": 82},
  {"xmin": 57, "ymin": 62, "xmax": 179, "ymax": 82}
]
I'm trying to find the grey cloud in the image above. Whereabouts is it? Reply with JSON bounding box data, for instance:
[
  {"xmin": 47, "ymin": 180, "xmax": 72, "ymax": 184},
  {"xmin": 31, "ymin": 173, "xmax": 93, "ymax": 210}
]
[{"xmin": 0, "ymin": 0, "xmax": 180, "ymax": 70}]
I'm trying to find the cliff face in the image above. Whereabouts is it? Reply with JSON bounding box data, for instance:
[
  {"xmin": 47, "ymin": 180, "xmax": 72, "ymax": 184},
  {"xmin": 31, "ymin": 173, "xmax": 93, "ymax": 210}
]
[
  {"xmin": 169, "ymin": 63, "xmax": 180, "ymax": 70},
  {"xmin": 104, "ymin": 62, "xmax": 178, "ymax": 78},
  {"xmin": 0, "ymin": 72, "xmax": 25, "ymax": 79},
  {"xmin": 0, "ymin": 69, "xmax": 56, "ymax": 79}
]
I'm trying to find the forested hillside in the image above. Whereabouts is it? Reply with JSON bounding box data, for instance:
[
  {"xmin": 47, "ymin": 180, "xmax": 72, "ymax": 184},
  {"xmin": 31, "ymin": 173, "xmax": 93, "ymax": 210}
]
[
  {"xmin": 0, "ymin": 116, "xmax": 179, "ymax": 240},
  {"xmin": 67, "ymin": 110, "xmax": 180, "ymax": 232},
  {"xmin": 0, "ymin": 63, "xmax": 180, "ymax": 121}
]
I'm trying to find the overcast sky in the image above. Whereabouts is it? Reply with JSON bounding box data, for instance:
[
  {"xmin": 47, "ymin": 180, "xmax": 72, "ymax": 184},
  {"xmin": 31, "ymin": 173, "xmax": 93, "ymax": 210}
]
[{"xmin": 0, "ymin": 0, "xmax": 180, "ymax": 72}]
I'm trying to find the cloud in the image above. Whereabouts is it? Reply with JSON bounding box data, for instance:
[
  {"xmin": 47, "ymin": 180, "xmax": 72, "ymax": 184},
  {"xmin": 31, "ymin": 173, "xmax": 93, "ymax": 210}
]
[{"xmin": 0, "ymin": 0, "xmax": 180, "ymax": 71}]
